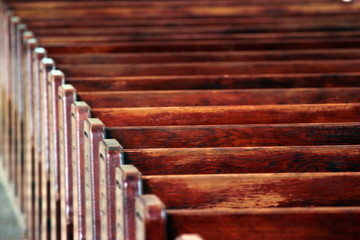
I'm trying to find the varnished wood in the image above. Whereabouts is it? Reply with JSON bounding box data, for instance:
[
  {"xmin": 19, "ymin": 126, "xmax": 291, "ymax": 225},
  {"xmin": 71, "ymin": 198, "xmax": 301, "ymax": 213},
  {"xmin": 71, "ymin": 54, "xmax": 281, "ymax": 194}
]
[
  {"xmin": 91, "ymin": 103, "xmax": 360, "ymax": 126},
  {"xmin": 164, "ymin": 207, "xmax": 360, "ymax": 240},
  {"xmin": 67, "ymin": 73, "xmax": 360, "ymax": 92},
  {"xmin": 105, "ymin": 122, "xmax": 360, "ymax": 148},
  {"xmin": 123, "ymin": 145, "xmax": 360, "ymax": 174},
  {"xmin": 49, "ymin": 49, "xmax": 360, "ymax": 64},
  {"xmin": 77, "ymin": 88, "xmax": 360, "ymax": 108}
]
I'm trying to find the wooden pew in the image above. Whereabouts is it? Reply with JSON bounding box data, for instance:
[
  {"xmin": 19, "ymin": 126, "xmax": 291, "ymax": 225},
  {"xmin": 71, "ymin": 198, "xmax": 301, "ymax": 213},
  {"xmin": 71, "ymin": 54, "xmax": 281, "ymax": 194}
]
[
  {"xmin": 79, "ymin": 101, "xmax": 360, "ymax": 239},
  {"xmin": 11, "ymin": 2, "xmax": 360, "ymax": 20},
  {"xmin": 58, "ymin": 81, "xmax": 360, "ymax": 238},
  {"xmin": 54, "ymin": 59, "xmax": 360, "ymax": 77},
  {"xmin": 66, "ymin": 73, "xmax": 360, "ymax": 92},
  {"xmin": 102, "ymin": 141, "xmax": 360, "ymax": 239},
  {"xmin": 49, "ymin": 49, "xmax": 360, "ymax": 65},
  {"xmin": 38, "ymin": 38, "xmax": 360, "ymax": 54},
  {"xmin": 2, "ymin": 1, "xmax": 359, "ymax": 240},
  {"xmin": 136, "ymin": 194, "xmax": 360, "ymax": 240}
]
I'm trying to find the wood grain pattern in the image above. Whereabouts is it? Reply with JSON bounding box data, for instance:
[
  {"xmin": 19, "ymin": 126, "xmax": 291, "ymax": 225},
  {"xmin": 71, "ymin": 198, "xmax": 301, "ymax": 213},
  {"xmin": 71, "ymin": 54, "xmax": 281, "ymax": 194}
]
[
  {"xmin": 70, "ymin": 102, "xmax": 90, "ymax": 240},
  {"xmin": 78, "ymin": 88, "xmax": 360, "ymax": 108},
  {"xmin": 50, "ymin": 49, "xmax": 360, "ymax": 64},
  {"xmin": 142, "ymin": 172, "xmax": 360, "ymax": 209},
  {"xmin": 165, "ymin": 207, "xmax": 360, "ymax": 240},
  {"xmin": 124, "ymin": 145, "xmax": 360, "ymax": 175},
  {"xmin": 83, "ymin": 118, "xmax": 104, "ymax": 240},
  {"xmin": 43, "ymin": 38, "xmax": 360, "ymax": 54},
  {"xmin": 68, "ymin": 73, "xmax": 360, "ymax": 92},
  {"xmin": 58, "ymin": 84, "xmax": 76, "ymax": 240},
  {"xmin": 92, "ymin": 103, "xmax": 360, "ymax": 126},
  {"xmin": 106, "ymin": 122, "xmax": 360, "ymax": 148}
]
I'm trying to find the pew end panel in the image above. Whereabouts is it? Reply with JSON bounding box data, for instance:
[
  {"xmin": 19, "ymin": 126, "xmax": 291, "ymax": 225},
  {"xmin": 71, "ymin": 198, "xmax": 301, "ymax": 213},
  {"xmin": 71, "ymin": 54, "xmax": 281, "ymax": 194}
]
[
  {"xmin": 70, "ymin": 101, "xmax": 90, "ymax": 240},
  {"xmin": 47, "ymin": 69, "xmax": 64, "ymax": 240},
  {"xmin": 22, "ymin": 36, "xmax": 37, "ymax": 236},
  {"xmin": 58, "ymin": 83, "xmax": 76, "ymax": 240},
  {"xmin": 83, "ymin": 118, "xmax": 105, "ymax": 240},
  {"xmin": 98, "ymin": 139, "xmax": 123, "ymax": 240},
  {"xmin": 39, "ymin": 57, "xmax": 55, "ymax": 240},
  {"xmin": 135, "ymin": 194, "xmax": 166, "ymax": 240},
  {"xmin": 31, "ymin": 46, "xmax": 46, "ymax": 240},
  {"xmin": 116, "ymin": 164, "xmax": 142, "ymax": 240}
]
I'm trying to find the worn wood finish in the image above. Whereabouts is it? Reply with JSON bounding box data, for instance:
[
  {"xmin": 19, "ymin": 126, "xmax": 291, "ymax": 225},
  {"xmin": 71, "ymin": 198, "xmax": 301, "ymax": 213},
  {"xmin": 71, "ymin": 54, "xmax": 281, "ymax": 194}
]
[
  {"xmin": 41, "ymin": 38, "xmax": 360, "ymax": 54},
  {"xmin": 15, "ymin": 23, "xmax": 28, "ymax": 212},
  {"xmin": 22, "ymin": 37, "xmax": 37, "ymax": 238},
  {"xmin": 164, "ymin": 207, "xmax": 360, "ymax": 240},
  {"xmin": 98, "ymin": 139, "xmax": 123, "ymax": 240},
  {"xmin": 49, "ymin": 49, "xmax": 360, "ymax": 65},
  {"xmin": 67, "ymin": 73, "xmax": 360, "ymax": 92},
  {"xmin": 39, "ymin": 57, "xmax": 55, "ymax": 240},
  {"xmin": 32, "ymin": 47, "xmax": 46, "ymax": 240},
  {"xmin": 20, "ymin": 14, "xmax": 360, "ymax": 28},
  {"xmin": 91, "ymin": 103, "xmax": 360, "ymax": 126},
  {"xmin": 123, "ymin": 145, "xmax": 360, "ymax": 175},
  {"xmin": 47, "ymin": 70, "xmax": 64, "ymax": 240},
  {"xmin": 28, "ymin": 24, "xmax": 360, "ymax": 37},
  {"xmin": 2, "ymin": 1, "xmax": 360, "ymax": 240},
  {"xmin": 58, "ymin": 60, "xmax": 360, "ymax": 77},
  {"xmin": 141, "ymin": 172, "xmax": 360, "ymax": 209},
  {"xmin": 77, "ymin": 88, "xmax": 360, "ymax": 108},
  {"xmin": 58, "ymin": 84, "xmax": 76, "ymax": 240},
  {"xmin": 70, "ymin": 102, "xmax": 89, "ymax": 240},
  {"xmin": 124, "ymin": 168, "xmax": 360, "ymax": 239},
  {"xmin": 36, "ymin": 32, "xmax": 360, "ymax": 45},
  {"xmin": 106, "ymin": 122, "xmax": 360, "ymax": 149},
  {"xmin": 11, "ymin": 3, "xmax": 360, "ymax": 19},
  {"xmin": 83, "ymin": 118, "xmax": 104, "ymax": 240}
]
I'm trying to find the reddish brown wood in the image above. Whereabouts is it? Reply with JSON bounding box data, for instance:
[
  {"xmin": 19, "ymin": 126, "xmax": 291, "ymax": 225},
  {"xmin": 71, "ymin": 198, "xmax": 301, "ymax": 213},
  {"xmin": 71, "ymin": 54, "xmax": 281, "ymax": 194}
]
[
  {"xmin": 71, "ymin": 101, "xmax": 90, "ymax": 240},
  {"xmin": 39, "ymin": 57, "xmax": 55, "ymax": 240},
  {"xmin": 49, "ymin": 49, "xmax": 360, "ymax": 65},
  {"xmin": 42, "ymin": 38, "xmax": 360, "ymax": 54},
  {"xmin": 47, "ymin": 69, "xmax": 64, "ymax": 240},
  {"xmin": 142, "ymin": 172, "xmax": 360, "ymax": 209},
  {"xmin": 106, "ymin": 122, "xmax": 360, "ymax": 148},
  {"xmin": 83, "ymin": 118, "xmax": 104, "ymax": 240},
  {"xmin": 67, "ymin": 73, "xmax": 360, "ymax": 92},
  {"xmin": 78, "ymin": 88, "xmax": 360, "ymax": 108},
  {"xmin": 123, "ymin": 144, "xmax": 360, "ymax": 175},
  {"xmin": 91, "ymin": 103, "xmax": 360, "ymax": 127},
  {"xmin": 98, "ymin": 139, "xmax": 123, "ymax": 240},
  {"xmin": 136, "ymin": 195, "xmax": 166, "ymax": 240},
  {"xmin": 22, "ymin": 37, "xmax": 37, "ymax": 239},
  {"xmin": 165, "ymin": 207, "xmax": 360, "ymax": 240},
  {"xmin": 58, "ymin": 84, "xmax": 76, "ymax": 240},
  {"xmin": 32, "ymin": 47, "xmax": 46, "ymax": 240}
]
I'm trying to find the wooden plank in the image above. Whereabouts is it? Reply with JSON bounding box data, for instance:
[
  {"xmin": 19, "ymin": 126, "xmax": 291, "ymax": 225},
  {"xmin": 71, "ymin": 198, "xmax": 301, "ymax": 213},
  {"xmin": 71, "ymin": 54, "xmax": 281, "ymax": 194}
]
[
  {"xmin": 49, "ymin": 49, "xmax": 360, "ymax": 65},
  {"xmin": 91, "ymin": 103, "xmax": 360, "ymax": 126},
  {"xmin": 47, "ymin": 70, "xmax": 64, "ymax": 240},
  {"xmin": 77, "ymin": 88, "xmax": 360, "ymax": 108},
  {"xmin": 58, "ymin": 84, "xmax": 76, "ymax": 240},
  {"xmin": 70, "ymin": 101, "xmax": 89, "ymax": 240},
  {"xmin": 42, "ymin": 38, "xmax": 360, "ymax": 54},
  {"xmin": 122, "ymin": 144, "xmax": 360, "ymax": 174},
  {"xmin": 137, "ymin": 193, "xmax": 360, "ymax": 240},
  {"xmin": 57, "ymin": 60, "xmax": 360, "ymax": 77},
  {"xmin": 67, "ymin": 73, "xmax": 360, "ymax": 92},
  {"xmin": 106, "ymin": 122, "xmax": 360, "ymax": 148}
]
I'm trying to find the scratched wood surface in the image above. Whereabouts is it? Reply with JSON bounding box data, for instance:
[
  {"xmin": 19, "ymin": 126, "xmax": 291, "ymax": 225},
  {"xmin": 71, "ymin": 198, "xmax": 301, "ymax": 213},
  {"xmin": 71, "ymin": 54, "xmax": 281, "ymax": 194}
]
[{"xmin": 2, "ymin": 0, "xmax": 360, "ymax": 240}]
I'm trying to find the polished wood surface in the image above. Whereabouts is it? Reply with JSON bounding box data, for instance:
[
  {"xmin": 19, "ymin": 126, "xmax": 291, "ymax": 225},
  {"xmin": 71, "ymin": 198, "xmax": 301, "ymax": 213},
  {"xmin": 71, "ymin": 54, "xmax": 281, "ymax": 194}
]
[{"xmin": 1, "ymin": 0, "xmax": 360, "ymax": 239}]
